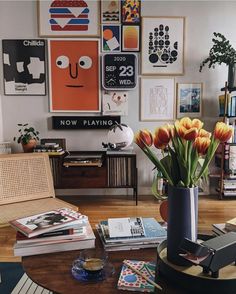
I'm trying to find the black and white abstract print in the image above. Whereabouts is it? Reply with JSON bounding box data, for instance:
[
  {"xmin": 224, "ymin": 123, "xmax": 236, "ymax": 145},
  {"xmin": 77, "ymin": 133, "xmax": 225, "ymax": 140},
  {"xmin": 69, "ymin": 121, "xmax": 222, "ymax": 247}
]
[{"xmin": 2, "ymin": 39, "xmax": 46, "ymax": 95}]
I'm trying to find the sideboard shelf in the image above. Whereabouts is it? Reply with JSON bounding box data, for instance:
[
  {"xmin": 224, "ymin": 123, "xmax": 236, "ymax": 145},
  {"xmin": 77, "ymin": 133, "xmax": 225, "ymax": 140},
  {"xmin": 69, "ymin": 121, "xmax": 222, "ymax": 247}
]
[{"xmin": 50, "ymin": 150, "xmax": 138, "ymax": 205}]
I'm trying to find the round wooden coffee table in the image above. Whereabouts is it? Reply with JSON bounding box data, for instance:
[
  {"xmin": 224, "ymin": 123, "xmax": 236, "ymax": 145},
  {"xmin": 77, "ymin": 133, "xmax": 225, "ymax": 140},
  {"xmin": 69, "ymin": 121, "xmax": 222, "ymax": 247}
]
[{"xmin": 22, "ymin": 247, "xmax": 159, "ymax": 294}]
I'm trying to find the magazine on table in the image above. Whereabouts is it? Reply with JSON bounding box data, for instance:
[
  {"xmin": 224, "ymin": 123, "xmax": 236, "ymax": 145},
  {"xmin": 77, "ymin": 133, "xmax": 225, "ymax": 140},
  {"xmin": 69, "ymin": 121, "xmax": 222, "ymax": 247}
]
[
  {"xmin": 9, "ymin": 208, "xmax": 88, "ymax": 238},
  {"xmin": 100, "ymin": 218, "xmax": 166, "ymax": 244},
  {"xmin": 117, "ymin": 259, "xmax": 156, "ymax": 292}
]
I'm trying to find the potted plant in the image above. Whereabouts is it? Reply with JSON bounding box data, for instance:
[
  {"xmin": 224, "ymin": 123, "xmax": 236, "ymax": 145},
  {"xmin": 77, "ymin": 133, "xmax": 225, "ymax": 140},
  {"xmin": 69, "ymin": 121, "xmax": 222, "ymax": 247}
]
[
  {"xmin": 199, "ymin": 32, "xmax": 236, "ymax": 88},
  {"xmin": 135, "ymin": 117, "xmax": 232, "ymax": 265},
  {"xmin": 13, "ymin": 123, "xmax": 40, "ymax": 153}
]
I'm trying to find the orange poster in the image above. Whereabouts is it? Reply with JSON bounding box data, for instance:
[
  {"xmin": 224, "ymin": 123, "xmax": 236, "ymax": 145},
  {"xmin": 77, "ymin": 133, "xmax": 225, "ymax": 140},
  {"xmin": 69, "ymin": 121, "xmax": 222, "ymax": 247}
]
[{"xmin": 48, "ymin": 39, "xmax": 100, "ymax": 112}]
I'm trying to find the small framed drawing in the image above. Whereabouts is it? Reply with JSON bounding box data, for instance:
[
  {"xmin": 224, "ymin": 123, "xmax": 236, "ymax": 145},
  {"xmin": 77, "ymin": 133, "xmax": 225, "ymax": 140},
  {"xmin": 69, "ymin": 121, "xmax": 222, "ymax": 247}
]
[
  {"xmin": 102, "ymin": 25, "xmax": 121, "ymax": 52},
  {"xmin": 122, "ymin": 25, "xmax": 140, "ymax": 52},
  {"xmin": 177, "ymin": 83, "xmax": 203, "ymax": 118},
  {"xmin": 121, "ymin": 0, "xmax": 141, "ymax": 24},
  {"xmin": 38, "ymin": 0, "xmax": 100, "ymax": 37},
  {"xmin": 141, "ymin": 16, "xmax": 185, "ymax": 75},
  {"xmin": 2, "ymin": 39, "xmax": 46, "ymax": 96},
  {"xmin": 101, "ymin": 0, "xmax": 120, "ymax": 23},
  {"xmin": 102, "ymin": 90, "xmax": 128, "ymax": 115},
  {"xmin": 48, "ymin": 38, "xmax": 100, "ymax": 112},
  {"xmin": 140, "ymin": 77, "xmax": 175, "ymax": 121}
]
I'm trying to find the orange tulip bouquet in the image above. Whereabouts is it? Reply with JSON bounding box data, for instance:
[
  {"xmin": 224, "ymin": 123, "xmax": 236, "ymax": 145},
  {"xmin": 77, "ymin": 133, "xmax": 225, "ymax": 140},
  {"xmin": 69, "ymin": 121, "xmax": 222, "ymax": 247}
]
[
  {"xmin": 135, "ymin": 117, "xmax": 233, "ymax": 266},
  {"xmin": 135, "ymin": 117, "xmax": 232, "ymax": 191}
]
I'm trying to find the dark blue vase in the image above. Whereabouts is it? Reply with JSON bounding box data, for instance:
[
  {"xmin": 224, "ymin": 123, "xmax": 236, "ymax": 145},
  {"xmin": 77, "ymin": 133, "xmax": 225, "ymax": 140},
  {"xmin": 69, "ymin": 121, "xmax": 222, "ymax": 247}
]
[{"xmin": 167, "ymin": 185, "xmax": 198, "ymax": 266}]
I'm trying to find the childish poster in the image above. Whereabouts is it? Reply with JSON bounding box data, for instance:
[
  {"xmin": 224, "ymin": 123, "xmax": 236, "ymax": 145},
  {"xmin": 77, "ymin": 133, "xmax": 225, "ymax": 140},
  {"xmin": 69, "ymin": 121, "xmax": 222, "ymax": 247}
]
[
  {"xmin": 121, "ymin": 0, "xmax": 141, "ymax": 24},
  {"xmin": 2, "ymin": 39, "xmax": 46, "ymax": 95},
  {"xmin": 102, "ymin": 25, "xmax": 121, "ymax": 52},
  {"xmin": 101, "ymin": 0, "xmax": 120, "ymax": 23},
  {"xmin": 38, "ymin": 0, "xmax": 99, "ymax": 37},
  {"xmin": 102, "ymin": 90, "xmax": 128, "ymax": 115},
  {"xmin": 48, "ymin": 39, "xmax": 100, "ymax": 112}
]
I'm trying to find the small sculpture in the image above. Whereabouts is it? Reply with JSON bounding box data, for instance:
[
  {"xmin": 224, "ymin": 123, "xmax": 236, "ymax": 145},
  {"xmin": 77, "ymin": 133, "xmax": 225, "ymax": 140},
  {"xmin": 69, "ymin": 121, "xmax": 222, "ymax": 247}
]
[
  {"xmin": 102, "ymin": 122, "xmax": 134, "ymax": 150},
  {"xmin": 180, "ymin": 232, "xmax": 236, "ymax": 278}
]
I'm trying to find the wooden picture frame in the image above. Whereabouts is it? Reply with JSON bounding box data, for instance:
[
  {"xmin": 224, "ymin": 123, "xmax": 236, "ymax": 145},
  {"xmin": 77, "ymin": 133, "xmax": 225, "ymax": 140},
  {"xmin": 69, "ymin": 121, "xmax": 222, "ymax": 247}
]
[
  {"xmin": 122, "ymin": 25, "xmax": 140, "ymax": 52},
  {"xmin": 102, "ymin": 24, "xmax": 121, "ymax": 52},
  {"xmin": 38, "ymin": 0, "xmax": 100, "ymax": 37},
  {"xmin": 140, "ymin": 77, "xmax": 175, "ymax": 121},
  {"xmin": 48, "ymin": 38, "xmax": 100, "ymax": 112},
  {"xmin": 2, "ymin": 39, "xmax": 46, "ymax": 96},
  {"xmin": 121, "ymin": 0, "xmax": 141, "ymax": 24},
  {"xmin": 101, "ymin": 0, "xmax": 121, "ymax": 24},
  {"xmin": 176, "ymin": 83, "xmax": 203, "ymax": 118},
  {"xmin": 141, "ymin": 16, "xmax": 185, "ymax": 75}
]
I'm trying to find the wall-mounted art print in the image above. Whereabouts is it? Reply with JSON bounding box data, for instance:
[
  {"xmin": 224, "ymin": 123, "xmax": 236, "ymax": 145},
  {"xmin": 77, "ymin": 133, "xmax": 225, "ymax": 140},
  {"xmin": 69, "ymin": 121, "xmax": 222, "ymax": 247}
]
[
  {"xmin": 102, "ymin": 90, "xmax": 128, "ymax": 115},
  {"xmin": 177, "ymin": 83, "xmax": 203, "ymax": 118},
  {"xmin": 102, "ymin": 53, "xmax": 137, "ymax": 90},
  {"xmin": 38, "ymin": 0, "xmax": 99, "ymax": 37},
  {"xmin": 102, "ymin": 25, "xmax": 121, "ymax": 52},
  {"xmin": 122, "ymin": 25, "xmax": 140, "ymax": 52},
  {"xmin": 101, "ymin": 0, "xmax": 120, "ymax": 23},
  {"xmin": 140, "ymin": 77, "xmax": 175, "ymax": 121},
  {"xmin": 121, "ymin": 0, "xmax": 141, "ymax": 24},
  {"xmin": 48, "ymin": 39, "xmax": 100, "ymax": 112},
  {"xmin": 2, "ymin": 39, "xmax": 46, "ymax": 96},
  {"xmin": 141, "ymin": 17, "xmax": 185, "ymax": 75}
]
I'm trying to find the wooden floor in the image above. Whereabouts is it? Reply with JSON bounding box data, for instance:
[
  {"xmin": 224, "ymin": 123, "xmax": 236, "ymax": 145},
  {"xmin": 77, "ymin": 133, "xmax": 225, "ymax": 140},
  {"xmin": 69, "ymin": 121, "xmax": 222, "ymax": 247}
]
[{"xmin": 1, "ymin": 194, "xmax": 236, "ymax": 262}]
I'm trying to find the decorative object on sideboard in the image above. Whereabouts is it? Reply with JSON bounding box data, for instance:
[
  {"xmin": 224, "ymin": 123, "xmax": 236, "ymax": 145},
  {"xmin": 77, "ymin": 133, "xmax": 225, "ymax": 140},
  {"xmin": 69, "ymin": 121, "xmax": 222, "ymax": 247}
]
[
  {"xmin": 135, "ymin": 117, "xmax": 233, "ymax": 266},
  {"xmin": 0, "ymin": 142, "xmax": 11, "ymax": 154},
  {"xmin": 199, "ymin": 32, "xmax": 236, "ymax": 88},
  {"xmin": 13, "ymin": 123, "xmax": 39, "ymax": 153},
  {"xmin": 104, "ymin": 122, "xmax": 134, "ymax": 150}
]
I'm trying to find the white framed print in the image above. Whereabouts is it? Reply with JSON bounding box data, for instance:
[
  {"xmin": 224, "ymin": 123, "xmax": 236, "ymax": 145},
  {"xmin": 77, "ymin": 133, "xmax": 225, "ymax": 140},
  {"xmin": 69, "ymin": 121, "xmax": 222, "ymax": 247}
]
[
  {"xmin": 101, "ymin": 0, "xmax": 120, "ymax": 24},
  {"xmin": 38, "ymin": 0, "xmax": 100, "ymax": 37},
  {"xmin": 140, "ymin": 77, "xmax": 175, "ymax": 121},
  {"xmin": 102, "ymin": 90, "xmax": 128, "ymax": 115},
  {"xmin": 141, "ymin": 17, "xmax": 185, "ymax": 75},
  {"xmin": 177, "ymin": 83, "xmax": 203, "ymax": 118}
]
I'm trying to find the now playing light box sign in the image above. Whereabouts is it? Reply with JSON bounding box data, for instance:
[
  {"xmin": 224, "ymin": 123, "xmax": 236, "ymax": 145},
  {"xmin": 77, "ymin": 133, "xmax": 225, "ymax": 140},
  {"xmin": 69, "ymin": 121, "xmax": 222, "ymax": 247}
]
[
  {"xmin": 52, "ymin": 116, "xmax": 120, "ymax": 129},
  {"xmin": 102, "ymin": 53, "xmax": 137, "ymax": 90},
  {"xmin": 2, "ymin": 39, "xmax": 46, "ymax": 95}
]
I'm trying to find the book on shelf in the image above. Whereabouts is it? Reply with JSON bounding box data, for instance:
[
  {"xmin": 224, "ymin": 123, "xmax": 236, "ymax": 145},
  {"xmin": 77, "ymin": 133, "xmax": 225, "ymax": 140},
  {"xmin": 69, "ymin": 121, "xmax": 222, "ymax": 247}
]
[
  {"xmin": 14, "ymin": 222, "xmax": 95, "ymax": 256},
  {"xmin": 9, "ymin": 208, "xmax": 88, "ymax": 238},
  {"xmin": 117, "ymin": 259, "xmax": 156, "ymax": 292}
]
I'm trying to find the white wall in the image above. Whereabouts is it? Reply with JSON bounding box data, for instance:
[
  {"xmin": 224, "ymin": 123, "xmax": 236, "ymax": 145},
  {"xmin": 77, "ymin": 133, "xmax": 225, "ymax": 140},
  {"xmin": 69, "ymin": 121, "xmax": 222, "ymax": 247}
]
[{"xmin": 0, "ymin": 1, "xmax": 235, "ymax": 194}]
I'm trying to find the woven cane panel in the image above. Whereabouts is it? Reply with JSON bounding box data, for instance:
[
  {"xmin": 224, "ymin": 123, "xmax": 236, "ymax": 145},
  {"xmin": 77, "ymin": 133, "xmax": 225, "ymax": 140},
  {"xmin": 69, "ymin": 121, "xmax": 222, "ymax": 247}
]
[
  {"xmin": 0, "ymin": 153, "xmax": 55, "ymax": 205},
  {"xmin": 0, "ymin": 198, "xmax": 78, "ymax": 227}
]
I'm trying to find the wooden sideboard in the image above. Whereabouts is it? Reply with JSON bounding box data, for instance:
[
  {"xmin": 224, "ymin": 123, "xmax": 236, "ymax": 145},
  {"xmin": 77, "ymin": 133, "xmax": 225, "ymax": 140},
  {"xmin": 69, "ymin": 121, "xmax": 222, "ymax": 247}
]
[{"xmin": 50, "ymin": 151, "xmax": 138, "ymax": 204}]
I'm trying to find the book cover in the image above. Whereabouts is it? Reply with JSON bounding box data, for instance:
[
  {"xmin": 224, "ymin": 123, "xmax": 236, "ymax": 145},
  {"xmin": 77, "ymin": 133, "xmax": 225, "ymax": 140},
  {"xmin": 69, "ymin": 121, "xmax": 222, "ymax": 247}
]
[
  {"xmin": 99, "ymin": 218, "xmax": 166, "ymax": 244},
  {"xmin": 117, "ymin": 260, "xmax": 156, "ymax": 292},
  {"xmin": 14, "ymin": 222, "xmax": 95, "ymax": 256},
  {"xmin": 16, "ymin": 226, "xmax": 85, "ymax": 245},
  {"xmin": 9, "ymin": 208, "xmax": 88, "ymax": 238},
  {"xmin": 108, "ymin": 217, "xmax": 145, "ymax": 238}
]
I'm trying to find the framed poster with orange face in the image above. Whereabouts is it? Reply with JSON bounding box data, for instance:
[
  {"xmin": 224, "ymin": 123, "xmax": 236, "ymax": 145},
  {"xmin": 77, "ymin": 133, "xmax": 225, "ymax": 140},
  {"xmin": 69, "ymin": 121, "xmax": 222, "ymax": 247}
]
[{"xmin": 48, "ymin": 39, "xmax": 100, "ymax": 112}]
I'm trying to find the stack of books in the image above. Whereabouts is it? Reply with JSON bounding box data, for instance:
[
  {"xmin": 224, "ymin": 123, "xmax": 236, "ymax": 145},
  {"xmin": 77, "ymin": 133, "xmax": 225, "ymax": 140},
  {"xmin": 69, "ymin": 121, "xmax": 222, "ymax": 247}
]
[
  {"xmin": 33, "ymin": 142, "xmax": 65, "ymax": 155},
  {"xmin": 10, "ymin": 208, "xmax": 95, "ymax": 256},
  {"xmin": 96, "ymin": 217, "xmax": 167, "ymax": 251},
  {"xmin": 212, "ymin": 217, "xmax": 236, "ymax": 236}
]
